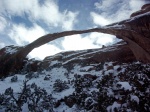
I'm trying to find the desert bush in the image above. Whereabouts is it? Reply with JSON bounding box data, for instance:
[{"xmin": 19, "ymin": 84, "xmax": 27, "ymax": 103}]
[
  {"xmin": 11, "ymin": 76, "xmax": 18, "ymax": 82},
  {"xmin": 53, "ymin": 79, "xmax": 69, "ymax": 92}
]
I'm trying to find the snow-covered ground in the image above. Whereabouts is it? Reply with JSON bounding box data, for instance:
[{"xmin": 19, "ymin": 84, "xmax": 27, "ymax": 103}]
[{"xmin": 0, "ymin": 60, "xmax": 149, "ymax": 112}]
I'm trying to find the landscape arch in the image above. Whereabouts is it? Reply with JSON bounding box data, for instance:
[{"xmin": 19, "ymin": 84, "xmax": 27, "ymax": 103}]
[{"xmin": 0, "ymin": 4, "xmax": 150, "ymax": 78}]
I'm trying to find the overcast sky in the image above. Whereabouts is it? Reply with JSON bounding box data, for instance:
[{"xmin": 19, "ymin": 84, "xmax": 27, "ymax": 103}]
[{"xmin": 0, "ymin": 0, "xmax": 149, "ymax": 59}]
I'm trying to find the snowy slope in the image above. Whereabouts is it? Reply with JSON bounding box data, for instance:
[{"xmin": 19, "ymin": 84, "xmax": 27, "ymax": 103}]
[
  {"xmin": 0, "ymin": 41, "xmax": 149, "ymax": 112},
  {"xmin": 0, "ymin": 59, "xmax": 149, "ymax": 112}
]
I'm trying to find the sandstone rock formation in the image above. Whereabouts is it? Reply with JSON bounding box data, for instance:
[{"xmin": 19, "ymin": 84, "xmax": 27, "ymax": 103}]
[
  {"xmin": 130, "ymin": 4, "xmax": 150, "ymax": 17},
  {"xmin": 0, "ymin": 4, "xmax": 150, "ymax": 78},
  {"xmin": 40, "ymin": 41, "xmax": 136, "ymax": 70}
]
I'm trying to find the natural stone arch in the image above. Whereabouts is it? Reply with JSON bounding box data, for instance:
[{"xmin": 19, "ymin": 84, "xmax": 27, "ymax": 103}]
[{"xmin": 0, "ymin": 4, "xmax": 150, "ymax": 78}]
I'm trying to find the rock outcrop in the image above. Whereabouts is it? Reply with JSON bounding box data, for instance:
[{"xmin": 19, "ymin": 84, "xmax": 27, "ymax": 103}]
[
  {"xmin": 40, "ymin": 41, "xmax": 136, "ymax": 71},
  {"xmin": 130, "ymin": 4, "xmax": 150, "ymax": 17},
  {"xmin": 0, "ymin": 41, "xmax": 136, "ymax": 78},
  {"xmin": 0, "ymin": 4, "xmax": 150, "ymax": 78}
]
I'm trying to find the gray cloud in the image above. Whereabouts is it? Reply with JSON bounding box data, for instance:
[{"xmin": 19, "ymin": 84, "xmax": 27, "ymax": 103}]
[
  {"xmin": 93, "ymin": 0, "xmax": 146, "ymax": 24},
  {"xmin": 0, "ymin": 0, "xmax": 78, "ymax": 30}
]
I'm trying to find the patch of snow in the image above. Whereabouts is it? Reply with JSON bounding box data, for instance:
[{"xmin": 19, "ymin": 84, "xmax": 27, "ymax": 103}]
[
  {"xmin": 22, "ymin": 103, "xmax": 29, "ymax": 112},
  {"xmin": 53, "ymin": 86, "xmax": 74, "ymax": 100},
  {"xmin": 104, "ymin": 62, "xmax": 113, "ymax": 70},
  {"xmin": 146, "ymin": 88, "xmax": 150, "ymax": 93},
  {"xmin": 80, "ymin": 66, "xmax": 94, "ymax": 71},
  {"xmin": 130, "ymin": 95, "xmax": 139, "ymax": 104},
  {"xmin": 117, "ymin": 82, "xmax": 132, "ymax": 90},
  {"xmin": 107, "ymin": 101, "xmax": 123, "ymax": 111},
  {"xmin": 0, "ymin": 74, "xmax": 26, "ymax": 93},
  {"xmin": 129, "ymin": 12, "xmax": 150, "ymax": 22},
  {"xmin": 107, "ymin": 105, "xmax": 112, "ymax": 112},
  {"xmin": 49, "ymin": 60, "xmax": 60, "ymax": 66},
  {"xmin": 104, "ymin": 69, "xmax": 114, "ymax": 75},
  {"xmin": 64, "ymin": 50, "xmax": 87, "ymax": 59},
  {"xmin": 5, "ymin": 46, "xmax": 18, "ymax": 54},
  {"xmin": 55, "ymin": 103, "xmax": 82, "ymax": 112},
  {"xmin": 88, "ymin": 88, "xmax": 99, "ymax": 94},
  {"xmin": 114, "ymin": 65, "xmax": 120, "ymax": 70},
  {"xmin": 107, "ymin": 88, "xmax": 114, "ymax": 96}
]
